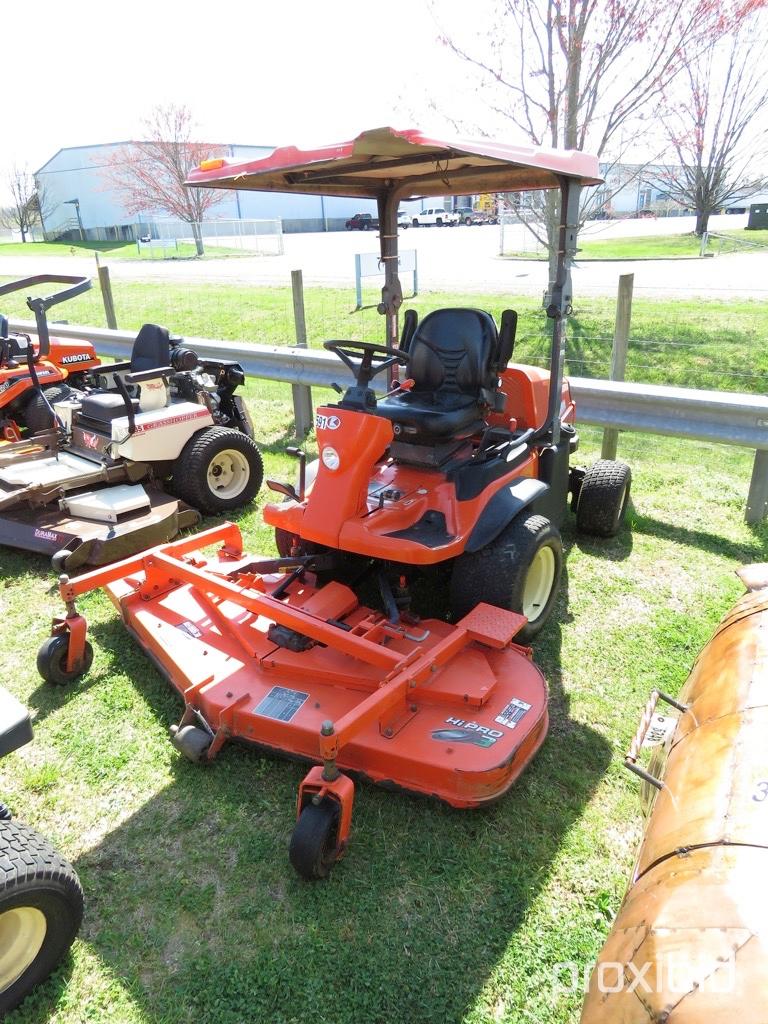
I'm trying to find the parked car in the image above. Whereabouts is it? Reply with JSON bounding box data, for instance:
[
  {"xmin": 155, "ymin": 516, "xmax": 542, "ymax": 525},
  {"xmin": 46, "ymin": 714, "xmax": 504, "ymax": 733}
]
[
  {"xmin": 409, "ymin": 207, "xmax": 459, "ymax": 227},
  {"xmin": 397, "ymin": 211, "xmax": 411, "ymax": 229},
  {"xmin": 345, "ymin": 213, "xmax": 379, "ymax": 230},
  {"xmin": 456, "ymin": 206, "xmax": 497, "ymax": 225}
]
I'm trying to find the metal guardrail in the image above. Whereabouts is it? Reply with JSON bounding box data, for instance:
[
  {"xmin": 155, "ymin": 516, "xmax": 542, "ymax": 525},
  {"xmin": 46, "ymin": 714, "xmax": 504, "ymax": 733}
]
[{"xmin": 9, "ymin": 318, "xmax": 768, "ymax": 522}]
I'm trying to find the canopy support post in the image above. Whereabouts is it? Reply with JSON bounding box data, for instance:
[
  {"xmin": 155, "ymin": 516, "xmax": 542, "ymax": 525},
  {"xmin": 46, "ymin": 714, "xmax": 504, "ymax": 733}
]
[
  {"xmin": 543, "ymin": 179, "xmax": 581, "ymax": 447},
  {"xmin": 377, "ymin": 190, "xmax": 403, "ymax": 383}
]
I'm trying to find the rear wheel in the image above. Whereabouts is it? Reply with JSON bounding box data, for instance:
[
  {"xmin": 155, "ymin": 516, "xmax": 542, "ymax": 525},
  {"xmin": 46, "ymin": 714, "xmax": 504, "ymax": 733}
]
[
  {"xmin": 575, "ymin": 460, "xmax": 631, "ymax": 537},
  {"xmin": 450, "ymin": 514, "xmax": 563, "ymax": 641},
  {"xmin": 23, "ymin": 384, "xmax": 74, "ymax": 434},
  {"xmin": 0, "ymin": 819, "xmax": 83, "ymax": 1015},
  {"xmin": 289, "ymin": 799, "xmax": 340, "ymax": 881},
  {"xmin": 173, "ymin": 426, "xmax": 263, "ymax": 515}
]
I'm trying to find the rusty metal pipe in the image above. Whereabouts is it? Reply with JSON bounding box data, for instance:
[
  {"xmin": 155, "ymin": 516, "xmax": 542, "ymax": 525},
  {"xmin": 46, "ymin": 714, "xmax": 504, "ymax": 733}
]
[{"xmin": 581, "ymin": 564, "xmax": 768, "ymax": 1022}]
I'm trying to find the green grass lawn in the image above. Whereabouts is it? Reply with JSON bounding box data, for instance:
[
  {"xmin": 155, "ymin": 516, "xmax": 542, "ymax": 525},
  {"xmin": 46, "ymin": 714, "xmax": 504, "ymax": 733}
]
[
  {"xmin": 1, "ymin": 410, "xmax": 763, "ymax": 1024},
  {"xmin": 0, "ymin": 240, "xmax": 245, "ymax": 261},
  {"xmin": 3, "ymin": 277, "xmax": 766, "ymax": 395},
  {"xmin": 506, "ymin": 227, "xmax": 768, "ymax": 261}
]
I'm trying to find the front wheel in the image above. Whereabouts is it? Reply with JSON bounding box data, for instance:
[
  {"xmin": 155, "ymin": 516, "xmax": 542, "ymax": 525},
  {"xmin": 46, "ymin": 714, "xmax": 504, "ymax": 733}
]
[
  {"xmin": 449, "ymin": 514, "xmax": 563, "ymax": 642},
  {"xmin": 289, "ymin": 799, "xmax": 341, "ymax": 881},
  {"xmin": 172, "ymin": 426, "xmax": 264, "ymax": 515},
  {"xmin": 0, "ymin": 820, "xmax": 83, "ymax": 1015}
]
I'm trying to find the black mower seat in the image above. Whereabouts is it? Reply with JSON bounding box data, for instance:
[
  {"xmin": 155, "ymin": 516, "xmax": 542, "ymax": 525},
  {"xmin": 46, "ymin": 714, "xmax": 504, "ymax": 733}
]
[
  {"xmin": 376, "ymin": 308, "xmax": 501, "ymax": 443},
  {"xmin": 131, "ymin": 323, "xmax": 171, "ymax": 372},
  {"xmin": 80, "ymin": 392, "xmax": 139, "ymax": 423}
]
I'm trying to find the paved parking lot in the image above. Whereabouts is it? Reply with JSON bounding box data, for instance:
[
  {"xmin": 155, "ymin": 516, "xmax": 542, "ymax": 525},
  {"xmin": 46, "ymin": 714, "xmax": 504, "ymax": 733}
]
[{"xmin": 1, "ymin": 214, "xmax": 766, "ymax": 299}]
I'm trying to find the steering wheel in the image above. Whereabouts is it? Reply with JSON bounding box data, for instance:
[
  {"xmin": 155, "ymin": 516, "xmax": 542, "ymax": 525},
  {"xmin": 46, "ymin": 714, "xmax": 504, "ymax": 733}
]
[{"xmin": 323, "ymin": 339, "xmax": 409, "ymax": 389}]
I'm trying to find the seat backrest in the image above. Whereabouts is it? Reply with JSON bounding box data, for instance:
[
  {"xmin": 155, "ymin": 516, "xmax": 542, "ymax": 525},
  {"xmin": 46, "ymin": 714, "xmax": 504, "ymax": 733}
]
[
  {"xmin": 407, "ymin": 308, "xmax": 498, "ymax": 400},
  {"xmin": 130, "ymin": 323, "xmax": 171, "ymax": 372},
  {"xmin": 0, "ymin": 315, "xmax": 8, "ymax": 340}
]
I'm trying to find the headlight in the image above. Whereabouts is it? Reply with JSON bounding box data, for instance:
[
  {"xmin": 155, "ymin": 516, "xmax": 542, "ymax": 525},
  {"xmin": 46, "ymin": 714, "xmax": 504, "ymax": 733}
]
[{"xmin": 321, "ymin": 446, "xmax": 340, "ymax": 471}]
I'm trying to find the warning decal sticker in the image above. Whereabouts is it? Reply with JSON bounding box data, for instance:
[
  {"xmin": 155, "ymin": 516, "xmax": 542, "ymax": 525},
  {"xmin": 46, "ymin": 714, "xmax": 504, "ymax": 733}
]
[
  {"xmin": 253, "ymin": 686, "xmax": 309, "ymax": 723},
  {"xmin": 495, "ymin": 698, "xmax": 532, "ymax": 730},
  {"xmin": 175, "ymin": 621, "xmax": 202, "ymax": 639}
]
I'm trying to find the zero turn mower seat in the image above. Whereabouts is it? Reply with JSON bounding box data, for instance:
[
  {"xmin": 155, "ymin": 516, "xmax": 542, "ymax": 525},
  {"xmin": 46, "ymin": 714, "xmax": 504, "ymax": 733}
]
[
  {"xmin": 376, "ymin": 308, "xmax": 507, "ymax": 445},
  {"xmin": 130, "ymin": 324, "xmax": 172, "ymax": 372},
  {"xmin": 79, "ymin": 392, "xmax": 139, "ymax": 423}
]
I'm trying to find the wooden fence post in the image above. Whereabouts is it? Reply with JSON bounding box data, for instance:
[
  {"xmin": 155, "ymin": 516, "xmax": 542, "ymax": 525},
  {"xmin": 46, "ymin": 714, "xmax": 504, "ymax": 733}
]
[
  {"xmin": 291, "ymin": 269, "xmax": 313, "ymax": 438},
  {"xmin": 601, "ymin": 273, "xmax": 634, "ymax": 460},
  {"xmin": 96, "ymin": 256, "xmax": 118, "ymax": 330}
]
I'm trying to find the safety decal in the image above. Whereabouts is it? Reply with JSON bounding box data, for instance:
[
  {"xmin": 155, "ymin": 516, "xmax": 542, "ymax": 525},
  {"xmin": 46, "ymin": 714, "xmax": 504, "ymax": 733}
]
[
  {"xmin": 494, "ymin": 698, "xmax": 532, "ymax": 730},
  {"xmin": 175, "ymin": 621, "xmax": 202, "ymax": 639},
  {"xmin": 253, "ymin": 685, "xmax": 309, "ymax": 723}
]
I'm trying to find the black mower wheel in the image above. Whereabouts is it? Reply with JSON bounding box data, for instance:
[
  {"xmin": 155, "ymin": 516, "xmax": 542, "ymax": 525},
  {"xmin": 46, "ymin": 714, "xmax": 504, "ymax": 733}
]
[
  {"xmin": 289, "ymin": 798, "xmax": 341, "ymax": 881},
  {"xmin": 36, "ymin": 636, "xmax": 93, "ymax": 686},
  {"xmin": 170, "ymin": 724, "xmax": 211, "ymax": 763},
  {"xmin": 575, "ymin": 459, "xmax": 631, "ymax": 538},
  {"xmin": 23, "ymin": 384, "xmax": 74, "ymax": 435},
  {"xmin": 0, "ymin": 818, "xmax": 83, "ymax": 1016},
  {"xmin": 449, "ymin": 514, "xmax": 563, "ymax": 642},
  {"xmin": 173, "ymin": 426, "xmax": 264, "ymax": 515}
]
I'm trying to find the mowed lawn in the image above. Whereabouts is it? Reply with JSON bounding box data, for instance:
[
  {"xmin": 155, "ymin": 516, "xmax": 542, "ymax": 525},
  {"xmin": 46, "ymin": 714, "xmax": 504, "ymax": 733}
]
[{"xmin": 0, "ymin": 281, "xmax": 767, "ymax": 1023}]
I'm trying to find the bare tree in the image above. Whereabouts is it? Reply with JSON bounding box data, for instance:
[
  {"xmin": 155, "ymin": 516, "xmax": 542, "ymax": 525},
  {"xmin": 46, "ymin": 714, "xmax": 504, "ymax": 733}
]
[
  {"xmin": 659, "ymin": 25, "xmax": 768, "ymax": 235},
  {"xmin": 432, "ymin": 0, "xmax": 765, "ymax": 275},
  {"xmin": 103, "ymin": 105, "xmax": 225, "ymax": 255},
  {"xmin": 0, "ymin": 165, "xmax": 49, "ymax": 242}
]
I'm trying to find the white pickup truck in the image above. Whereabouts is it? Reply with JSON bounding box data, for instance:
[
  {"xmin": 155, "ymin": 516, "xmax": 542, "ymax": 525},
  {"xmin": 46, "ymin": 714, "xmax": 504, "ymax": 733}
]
[{"xmin": 409, "ymin": 206, "xmax": 460, "ymax": 227}]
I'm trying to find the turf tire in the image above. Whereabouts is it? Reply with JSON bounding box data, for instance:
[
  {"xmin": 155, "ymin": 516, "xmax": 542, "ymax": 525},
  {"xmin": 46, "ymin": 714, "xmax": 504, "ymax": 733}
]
[
  {"xmin": 172, "ymin": 426, "xmax": 264, "ymax": 515},
  {"xmin": 575, "ymin": 460, "xmax": 631, "ymax": 537},
  {"xmin": 0, "ymin": 819, "xmax": 83, "ymax": 1015},
  {"xmin": 23, "ymin": 385, "xmax": 74, "ymax": 434},
  {"xmin": 449, "ymin": 514, "xmax": 563, "ymax": 642}
]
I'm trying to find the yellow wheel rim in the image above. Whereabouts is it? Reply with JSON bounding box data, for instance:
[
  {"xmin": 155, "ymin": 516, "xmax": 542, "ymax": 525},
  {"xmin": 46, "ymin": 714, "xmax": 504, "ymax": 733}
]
[
  {"xmin": 0, "ymin": 906, "xmax": 47, "ymax": 992},
  {"xmin": 522, "ymin": 545, "xmax": 556, "ymax": 623}
]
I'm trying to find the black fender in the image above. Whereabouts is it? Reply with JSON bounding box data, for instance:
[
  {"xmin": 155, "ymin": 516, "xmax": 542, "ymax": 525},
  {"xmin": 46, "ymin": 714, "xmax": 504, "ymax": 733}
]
[{"xmin": 463, "ymin": 477, "xmax": 548, "ymax": 553}]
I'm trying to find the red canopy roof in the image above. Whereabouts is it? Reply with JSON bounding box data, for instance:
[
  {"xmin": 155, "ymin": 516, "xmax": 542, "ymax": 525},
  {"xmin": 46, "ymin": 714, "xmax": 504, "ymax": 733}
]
[{"xmin": 186, "ymin": 126, "xmax": 602, "ymax": 199}]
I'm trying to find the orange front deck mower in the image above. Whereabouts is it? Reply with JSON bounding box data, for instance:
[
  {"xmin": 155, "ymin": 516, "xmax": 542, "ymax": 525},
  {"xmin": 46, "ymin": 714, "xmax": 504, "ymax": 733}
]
[{"xmin": 38, "ymin": 128, "xmax": 630, "ymax": 879}]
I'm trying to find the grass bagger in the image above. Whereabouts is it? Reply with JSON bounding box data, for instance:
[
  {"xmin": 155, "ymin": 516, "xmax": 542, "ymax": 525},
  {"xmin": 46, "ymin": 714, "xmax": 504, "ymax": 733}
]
[
  {"xmin": 1, "ymin": 322, "xmax": 263, "ymax": 572},
  {"xmin": 0, "ymin": 686, "xmax": 83, "ymax": 1015},
  {"xmin": 38, "ymin": 128, "xmax": 630, "ymax": 880},
  {"xmin": 0, "ymin": 275, "xmax": 98, "ymax": 440}
]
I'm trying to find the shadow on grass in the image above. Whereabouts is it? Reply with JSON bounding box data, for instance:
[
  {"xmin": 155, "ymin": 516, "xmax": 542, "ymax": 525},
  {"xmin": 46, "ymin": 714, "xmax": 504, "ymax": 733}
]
[
  {"xmin": 632, "ymin": 511, "xmax": 768, "ymax": 562},
  {"xmin": 12, "ymin": 550, "xmax": 611, "ymax": 1024}
]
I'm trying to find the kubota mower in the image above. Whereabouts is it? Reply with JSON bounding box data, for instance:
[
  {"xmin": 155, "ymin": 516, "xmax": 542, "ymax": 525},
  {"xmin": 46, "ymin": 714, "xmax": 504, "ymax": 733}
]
[
  {"xmin": 1, "ymin": 323, "xmax": 262, "ymax": 571},
  {"xmin": 0, "ymin": 275, "xmax": 98, "ymax": 440},
  {"xmin": 38, "ymin": 128, "xmax": 630, "ymax": 879}
]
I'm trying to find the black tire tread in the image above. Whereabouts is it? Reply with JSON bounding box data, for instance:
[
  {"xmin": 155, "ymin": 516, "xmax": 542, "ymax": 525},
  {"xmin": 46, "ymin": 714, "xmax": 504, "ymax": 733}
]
[
  {"xmin": 36, "ymin": 636, "xmax": 93, "ymax": 686},
  {"xmin": 449, "ymin": 514, "xmax": 562, "ymax": 642},
  {"xmin": 576, "ymin": 459, "xmax": 631, "ymax": 537},
  {"xmin": 0, "ymin": 818, "xmax": 83, "ymax": 1012},
  {"xmin": 173, "ymin": 426, "xmax": 263, "ymax": 515},
  {"xmin": 23, "ymin": 384, "xmax": 74, "ymax": 434},
  {"xmin": 289, "ymin": 800, "xmax": 340, "ymax": 881}
]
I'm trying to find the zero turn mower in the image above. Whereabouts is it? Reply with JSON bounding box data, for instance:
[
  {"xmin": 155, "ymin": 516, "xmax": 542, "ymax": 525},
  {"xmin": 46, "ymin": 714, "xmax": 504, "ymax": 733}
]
[
  {"xmin": 1, "ymin": 322, "xmax": 262, "ymax": 571},
  {"xmin": 38, "ymin": 128, "xmax": 630, "ymax": 879},
  {"xmin": 0, "ymin": 275, "xmax": 98, "ymax": 440}
]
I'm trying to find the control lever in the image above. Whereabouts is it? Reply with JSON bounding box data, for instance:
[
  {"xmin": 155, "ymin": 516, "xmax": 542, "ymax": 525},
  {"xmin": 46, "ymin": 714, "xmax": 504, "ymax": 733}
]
[
  {"xmin": 383, "ymin": 377, "xmax": 415, "ymax": 399},
  {"xmin": 286, "ymin": 446, "xmax": 307, "ymax": 500}
]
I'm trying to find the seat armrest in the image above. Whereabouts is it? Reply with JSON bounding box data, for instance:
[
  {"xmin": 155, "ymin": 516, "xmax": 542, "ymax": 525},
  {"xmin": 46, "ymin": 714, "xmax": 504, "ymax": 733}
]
[
  {"xmin": 125, "ymin": 366, "xmax": 173, "ymax": 384},
  {"xmin": 0, "ymin": 686, "xmax": 33, "ymax": 758}
]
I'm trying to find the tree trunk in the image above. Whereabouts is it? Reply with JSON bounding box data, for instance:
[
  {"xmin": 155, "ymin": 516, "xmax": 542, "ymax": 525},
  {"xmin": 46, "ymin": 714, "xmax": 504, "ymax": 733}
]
[
  {"xmin": 695, "ymin": 210, "xmax": 710, "ymax": 236},
  {"xmin": 20, "ymin": 225, "xmax": 26, "ymax": 242},
  {"xmin": 190, "ymin": 220, "xmax": 204, "ymax": 256}
]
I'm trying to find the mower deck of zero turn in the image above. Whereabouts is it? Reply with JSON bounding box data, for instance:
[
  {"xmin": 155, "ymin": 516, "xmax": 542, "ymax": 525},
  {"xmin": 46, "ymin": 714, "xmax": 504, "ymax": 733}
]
[
  {"xmin": 1, "ymin": 321, "xmax": 262, "ymax": 572},
  {"xmin": 0, "ymin": 275, "xmax": 97, "ymax": 441},
  {"xmin": 40, "ymin": 127, "xmax": 630, "ymax": 879}
]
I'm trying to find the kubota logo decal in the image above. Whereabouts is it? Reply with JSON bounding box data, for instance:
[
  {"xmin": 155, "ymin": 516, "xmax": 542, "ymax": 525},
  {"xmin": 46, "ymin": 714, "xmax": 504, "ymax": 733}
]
[
  {"xmin": 316, "ymin": 413, "xmax": 341, "ymax": 430},
  {"xmin": 60, "ymin": 353, "xmax": 93, "ymax": 364}
]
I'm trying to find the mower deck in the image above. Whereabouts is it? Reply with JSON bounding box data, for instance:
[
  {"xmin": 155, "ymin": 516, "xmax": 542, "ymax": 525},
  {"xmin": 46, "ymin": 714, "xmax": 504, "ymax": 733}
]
[{"xmin": 46, "ymin": 524, "xmax": 549, "ymax": 874}]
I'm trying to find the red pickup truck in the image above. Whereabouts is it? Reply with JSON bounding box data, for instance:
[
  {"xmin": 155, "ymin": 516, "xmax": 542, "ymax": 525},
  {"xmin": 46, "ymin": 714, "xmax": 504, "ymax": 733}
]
[{"xmin": 345, "ymin": 213, "xmax": 379, "ymax": 230}]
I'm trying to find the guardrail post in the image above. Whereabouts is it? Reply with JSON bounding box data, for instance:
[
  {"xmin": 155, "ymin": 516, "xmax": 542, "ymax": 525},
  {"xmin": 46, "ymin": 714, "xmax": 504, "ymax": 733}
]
[
  {"xmin": 291, "ymin": 269, "xmax": 313, "ymax": 438},
  {"xmin": 95, "ymin": 257, "xmax": 118, "ymax": 330},
  {"xmin": 601, "ymin": 273, "xmax": 634, "ymax": 461},
  {"xmin": 746, "ymin": 450, "xmax": 768, "ymax": 524}
]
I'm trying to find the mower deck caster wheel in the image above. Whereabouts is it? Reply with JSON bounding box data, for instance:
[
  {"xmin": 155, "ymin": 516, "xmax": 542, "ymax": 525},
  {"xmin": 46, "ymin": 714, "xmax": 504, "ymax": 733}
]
[
  {"xmin": 36, "ymin": 636, "xmax": 93, "ymax": 686},
  {"xmin": 170, "ymin": 724, "xmax": 211, "ymax": 763},
  {"xmin": 51, "ymin": 550, "xmax": 71, "ymax": 574},
  {"xmin": 289, "ymin": 798, "xmax": 341, "ymax": 881}
]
